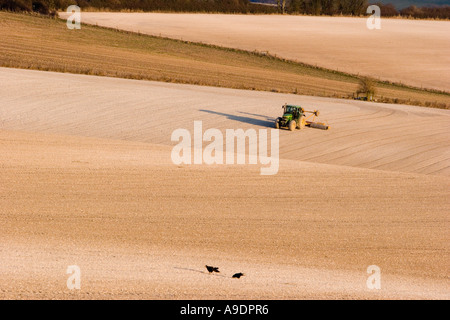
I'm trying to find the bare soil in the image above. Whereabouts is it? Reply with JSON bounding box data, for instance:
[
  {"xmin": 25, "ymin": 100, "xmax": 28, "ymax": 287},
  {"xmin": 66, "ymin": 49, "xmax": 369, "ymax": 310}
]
[{"xmin": 0, "ymin": 68, "xmax": 448, "ymax": 299}]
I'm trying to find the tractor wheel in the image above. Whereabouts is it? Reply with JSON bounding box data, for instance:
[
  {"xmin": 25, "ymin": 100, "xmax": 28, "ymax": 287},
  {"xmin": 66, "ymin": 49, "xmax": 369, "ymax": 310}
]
[
  {"xmin": 275, "ymin": 117, "xmax": 282, "ymax": 129},
  {"xmin": 288, "ymin": 120, "xmax": 296, "ymax": 131},
  {"xmin": 297, "ymin": 116, "xmax": 306, "ymax": 130}
]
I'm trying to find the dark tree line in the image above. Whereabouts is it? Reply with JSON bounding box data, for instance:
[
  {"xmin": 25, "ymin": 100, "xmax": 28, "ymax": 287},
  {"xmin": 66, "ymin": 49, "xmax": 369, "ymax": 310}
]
[
  {"xmin": 397, "ymin": 4, "xmax": 450, "ymax": 19},
  {"xmin": 1, "ymin": 0, "xmax": 449, "ymax": 18},
  {"xmin": 287, "ymin": 0, "xmax": 368, "ymax": 16},
  {"xmin": 0, "ymin": 0, "xmax": 277, "ymax": 14},
  {"xmin": 285, "ymin": 0, "xmax": 449, "ymax": 18},
  {"xmin": 364, "ymin": 2, "xmax": 450, "ymax": 19}
]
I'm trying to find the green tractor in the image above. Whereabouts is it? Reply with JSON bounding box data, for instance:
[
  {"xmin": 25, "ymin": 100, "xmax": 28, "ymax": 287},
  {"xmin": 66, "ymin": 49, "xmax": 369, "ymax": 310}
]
[{"xmin": 275, "ymin": 104, "xmax": 329, "ymax": 131}]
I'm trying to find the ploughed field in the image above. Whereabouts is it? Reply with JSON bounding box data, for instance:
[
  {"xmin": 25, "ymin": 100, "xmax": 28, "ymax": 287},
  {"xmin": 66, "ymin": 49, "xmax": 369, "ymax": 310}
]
[
  {"xmin": 0, "ymin": 68, "xmax": 448, "ymax": 299},
  {"xmin": 61, "ymin": 12, "xmax": 450, "ymax": 92}
]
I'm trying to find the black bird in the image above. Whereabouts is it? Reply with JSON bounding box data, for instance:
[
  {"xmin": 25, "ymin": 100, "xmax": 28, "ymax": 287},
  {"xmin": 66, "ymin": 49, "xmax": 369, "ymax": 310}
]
[
  {"xmin": 232, "ymin": 273, "xmax": 244, "ymax": 279},
  {"xmin": 205, "ymin": 265, "xmax": 220, "ymax": 273}
]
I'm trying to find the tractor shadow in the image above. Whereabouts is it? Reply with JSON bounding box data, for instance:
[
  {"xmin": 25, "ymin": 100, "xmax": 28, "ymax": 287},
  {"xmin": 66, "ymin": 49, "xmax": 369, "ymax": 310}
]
[
  {"xmin": 238, "ymin": 111, "xmax": 307, "ymax": 131},
  {"xmin": 199, "ymin": 109, "xmax": 275, "ymax": 128}
]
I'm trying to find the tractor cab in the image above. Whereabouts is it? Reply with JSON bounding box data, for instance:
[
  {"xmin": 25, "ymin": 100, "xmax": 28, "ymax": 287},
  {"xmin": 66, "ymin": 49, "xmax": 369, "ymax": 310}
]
[{"xmin": 283, "ymin": 104, "xmax": 304, "ymax": 120}]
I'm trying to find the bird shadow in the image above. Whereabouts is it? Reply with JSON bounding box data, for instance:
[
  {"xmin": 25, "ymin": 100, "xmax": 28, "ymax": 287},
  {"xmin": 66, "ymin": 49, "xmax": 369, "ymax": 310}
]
[
  {"xmin": 199, "ymin": 109, "xmax": 275, "ymax": 128},
  {"xmin": 174, "ymin": 266, "xmax": 229, "ymax": 278}
]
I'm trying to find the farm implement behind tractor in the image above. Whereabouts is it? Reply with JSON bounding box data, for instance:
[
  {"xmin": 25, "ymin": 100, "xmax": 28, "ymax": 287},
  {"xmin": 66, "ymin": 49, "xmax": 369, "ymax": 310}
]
[{"xmin": 275, "ymin": 104, "xmax": 329, "ymax": 131}]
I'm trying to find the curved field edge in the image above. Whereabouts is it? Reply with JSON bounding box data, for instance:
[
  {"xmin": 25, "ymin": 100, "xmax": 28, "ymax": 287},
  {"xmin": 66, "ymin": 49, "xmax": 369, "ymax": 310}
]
[{"xmin": 0, "ymin": 11, "xmax": 449, "ymax": 109}]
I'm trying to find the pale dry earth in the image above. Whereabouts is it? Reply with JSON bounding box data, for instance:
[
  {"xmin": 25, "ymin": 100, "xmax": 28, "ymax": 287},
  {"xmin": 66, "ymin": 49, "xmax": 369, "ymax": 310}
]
[
  {"xmin": 58, "ymin": 12, "xmax": 450, "ymax": 92},
  {"xmin": 0, "ymin": 68, "xmax": 449, "ymax": 299},
  {"xmin": 1, "ymin": 68, "xmax": 448, "ymax": 176}
]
